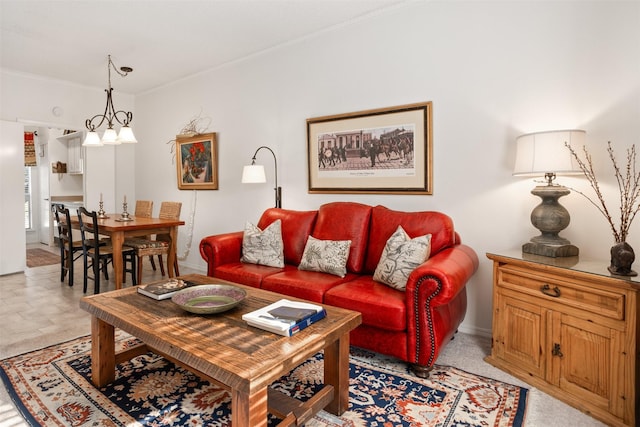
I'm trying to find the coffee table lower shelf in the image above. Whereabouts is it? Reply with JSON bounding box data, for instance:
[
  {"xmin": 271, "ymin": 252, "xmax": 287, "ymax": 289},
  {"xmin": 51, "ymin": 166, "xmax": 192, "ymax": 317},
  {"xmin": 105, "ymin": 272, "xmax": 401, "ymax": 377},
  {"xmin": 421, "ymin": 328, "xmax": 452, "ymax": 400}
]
[{"xmin": 112, "ymin": 341, "xmax": 334, "ymax": 426}]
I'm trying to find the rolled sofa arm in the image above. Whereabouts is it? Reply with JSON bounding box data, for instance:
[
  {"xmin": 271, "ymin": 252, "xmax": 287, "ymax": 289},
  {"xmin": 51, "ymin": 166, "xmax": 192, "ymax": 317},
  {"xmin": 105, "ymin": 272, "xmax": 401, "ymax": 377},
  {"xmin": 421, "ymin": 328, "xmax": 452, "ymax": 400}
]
[
  {"xmin": 404, "ymin": 244, "xmax": 479, "ymax": 369},
  {"xmin": 199, "ymin": 231, "xmax": 243, "ymax": 277}
]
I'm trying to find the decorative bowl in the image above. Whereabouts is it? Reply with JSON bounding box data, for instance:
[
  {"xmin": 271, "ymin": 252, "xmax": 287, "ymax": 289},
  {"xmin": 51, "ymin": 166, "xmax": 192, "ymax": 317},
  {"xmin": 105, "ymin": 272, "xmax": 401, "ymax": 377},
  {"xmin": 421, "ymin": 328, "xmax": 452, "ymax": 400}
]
[{"xmin": 171, "ymin": 284, "xmax": 246, "ymax": 314}]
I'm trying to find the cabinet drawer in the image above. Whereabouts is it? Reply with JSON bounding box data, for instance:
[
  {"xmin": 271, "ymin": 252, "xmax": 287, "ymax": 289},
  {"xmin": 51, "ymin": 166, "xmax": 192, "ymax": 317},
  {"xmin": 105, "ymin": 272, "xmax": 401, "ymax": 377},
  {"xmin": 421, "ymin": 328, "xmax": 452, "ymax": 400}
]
[{"xmin": 497, "ymin": 265, "xmax": 625, "ymax": 321}]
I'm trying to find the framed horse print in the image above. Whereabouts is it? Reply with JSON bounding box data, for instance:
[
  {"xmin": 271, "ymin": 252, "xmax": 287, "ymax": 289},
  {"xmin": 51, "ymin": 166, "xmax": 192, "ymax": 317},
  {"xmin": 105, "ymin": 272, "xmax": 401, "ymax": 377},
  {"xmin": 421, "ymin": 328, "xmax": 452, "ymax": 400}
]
[
  {"xmin": 176, "ymin": 133, "xmax": 218, "ymax": 190},
  {"xmin": 306, "ymin": 102, "xmax": 433, "ymax": 194}
]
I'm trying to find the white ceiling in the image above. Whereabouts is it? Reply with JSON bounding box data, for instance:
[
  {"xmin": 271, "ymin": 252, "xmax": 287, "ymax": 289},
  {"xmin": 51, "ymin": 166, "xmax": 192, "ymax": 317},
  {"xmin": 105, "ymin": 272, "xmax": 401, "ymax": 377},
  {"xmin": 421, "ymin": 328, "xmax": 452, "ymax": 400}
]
[{"xmin": 1, "ymin": 0, "xmax": 407, "ymax": 95}]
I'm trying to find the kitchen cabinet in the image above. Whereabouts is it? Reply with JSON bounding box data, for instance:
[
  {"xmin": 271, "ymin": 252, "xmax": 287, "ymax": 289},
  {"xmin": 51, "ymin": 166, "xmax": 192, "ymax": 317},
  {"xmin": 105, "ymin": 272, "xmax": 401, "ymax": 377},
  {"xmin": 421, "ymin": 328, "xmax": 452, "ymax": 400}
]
[
  {"xmin": 57, "ymin": 131, "xmax": 83, "ymax": 174},
  {"xmin": 486, "ymin": 251, "xmax": 638, "ymax": 427}
]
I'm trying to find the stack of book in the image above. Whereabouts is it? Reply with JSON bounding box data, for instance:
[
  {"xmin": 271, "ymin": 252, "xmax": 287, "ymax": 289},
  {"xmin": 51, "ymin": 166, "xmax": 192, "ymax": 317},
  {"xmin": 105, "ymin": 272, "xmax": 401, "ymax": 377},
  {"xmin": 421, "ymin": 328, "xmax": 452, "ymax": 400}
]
[
  {"xmin": 242, "ymin": 299, "xmax": 327, "ymax": 336},
  {"xmin": 137, "ymin": 278, "xmax": 197, "ymax": 300}
]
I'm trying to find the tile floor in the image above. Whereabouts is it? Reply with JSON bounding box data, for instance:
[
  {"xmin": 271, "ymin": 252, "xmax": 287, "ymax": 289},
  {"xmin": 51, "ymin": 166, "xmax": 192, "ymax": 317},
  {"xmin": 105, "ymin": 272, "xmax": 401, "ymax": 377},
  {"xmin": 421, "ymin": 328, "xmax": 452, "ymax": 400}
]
[{"xmin": 0, "ymin": 244, "xmax": 605, "ymax": 426}]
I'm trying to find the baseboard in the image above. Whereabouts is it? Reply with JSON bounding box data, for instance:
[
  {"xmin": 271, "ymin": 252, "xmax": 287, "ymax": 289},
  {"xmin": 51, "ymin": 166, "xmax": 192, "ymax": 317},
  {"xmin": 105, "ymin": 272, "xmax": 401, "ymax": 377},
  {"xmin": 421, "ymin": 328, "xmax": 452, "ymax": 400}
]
[{"xmin": 458, "ymin": 324, "xmax": 491, "ymax": 338}]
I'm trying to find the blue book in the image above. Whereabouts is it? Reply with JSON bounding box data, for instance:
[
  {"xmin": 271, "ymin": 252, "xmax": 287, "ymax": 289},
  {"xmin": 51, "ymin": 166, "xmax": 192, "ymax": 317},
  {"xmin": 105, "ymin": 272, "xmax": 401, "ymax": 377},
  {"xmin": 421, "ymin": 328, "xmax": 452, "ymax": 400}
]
[
  {"xmin": 287, "ymin": 308, "xmax": 327, "ymax": 336},
  {"xmin": 242, "ymin": 299, "xmax": 327, "ymax": 336}
]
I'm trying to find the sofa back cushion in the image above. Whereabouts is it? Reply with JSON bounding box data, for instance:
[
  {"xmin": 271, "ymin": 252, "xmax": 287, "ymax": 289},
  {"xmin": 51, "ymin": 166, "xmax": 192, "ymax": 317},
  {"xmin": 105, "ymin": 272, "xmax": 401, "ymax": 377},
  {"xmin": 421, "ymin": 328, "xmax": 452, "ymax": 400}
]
[
  {"xmin": 312, "ymin": 202, "xmax": 372, "ymax": 274},
  {"xmin": 257, "ymin": 208, "xmax": 317, "ymax": 265},
  {"xmin": 364, "ymin": 205, "xmax": 456, "ymax": 273}
]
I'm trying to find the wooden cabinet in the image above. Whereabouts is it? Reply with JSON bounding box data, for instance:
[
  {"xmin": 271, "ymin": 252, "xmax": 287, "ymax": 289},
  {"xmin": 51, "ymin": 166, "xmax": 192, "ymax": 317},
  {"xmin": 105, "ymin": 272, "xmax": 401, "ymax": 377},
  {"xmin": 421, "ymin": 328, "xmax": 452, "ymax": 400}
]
[
  {"xmin": 486, "ymin": 251, "xmax": 638, "ymax": 427},
  {"xmin": 57, "ymin": 131, "xmax": 84, "ymax": 174}
]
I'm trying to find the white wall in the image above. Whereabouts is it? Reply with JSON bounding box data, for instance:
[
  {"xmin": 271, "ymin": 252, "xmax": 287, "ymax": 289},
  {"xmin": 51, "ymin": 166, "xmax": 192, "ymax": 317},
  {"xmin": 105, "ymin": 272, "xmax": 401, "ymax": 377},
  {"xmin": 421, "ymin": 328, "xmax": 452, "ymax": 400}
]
[
  {"xmin": 134, "ymin": 1, "xmax": 640, "ymax": 336},
  {"xmin": 1, "ymin": 2, "xmax": 638, "ymax": 335}
]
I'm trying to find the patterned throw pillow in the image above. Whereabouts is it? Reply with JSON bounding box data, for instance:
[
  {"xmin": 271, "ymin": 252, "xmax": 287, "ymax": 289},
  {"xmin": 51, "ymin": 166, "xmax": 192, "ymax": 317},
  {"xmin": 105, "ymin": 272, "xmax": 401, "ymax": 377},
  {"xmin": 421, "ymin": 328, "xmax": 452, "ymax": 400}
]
[
  {"xmin": 240, "ymin": 219, "xmax": 284, "ymax": 268},
  {"xmin": 373, "ymin": 225, "xmax": 431, "ymax": 291},
  {"xmin": 298, "ymin": 236, "xmax": 351, "ymax": 278}
]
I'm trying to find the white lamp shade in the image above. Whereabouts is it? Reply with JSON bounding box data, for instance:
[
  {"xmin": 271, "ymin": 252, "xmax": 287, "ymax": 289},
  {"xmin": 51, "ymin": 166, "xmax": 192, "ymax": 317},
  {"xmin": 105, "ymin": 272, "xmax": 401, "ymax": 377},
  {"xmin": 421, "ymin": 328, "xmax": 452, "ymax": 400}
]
[
  {"xmin": 513, "ymin": 129, "xmax": 585, "ymax": 176},
  {"xmin": 117, "ymin": 126, "xmax": 137, "ymax": 143},
  {"xmin": 101, "ymin": 128, "xmax": 120, "ymax": 145},
  {"xmin": 242, "ymin": 165, "xmax": 267, "ymax": 183},
  {"xmin": 82, "ymin": 131, "xmax": 103, "ymax": 147}
]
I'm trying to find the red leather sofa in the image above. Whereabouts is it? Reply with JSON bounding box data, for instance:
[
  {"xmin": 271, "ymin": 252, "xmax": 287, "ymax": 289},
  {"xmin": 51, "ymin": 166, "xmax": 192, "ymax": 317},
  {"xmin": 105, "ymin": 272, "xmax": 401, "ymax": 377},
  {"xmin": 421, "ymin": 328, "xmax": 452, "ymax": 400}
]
[{"xmin": 199, "ymin": 202, "xmax": 479, "ymax": 377}]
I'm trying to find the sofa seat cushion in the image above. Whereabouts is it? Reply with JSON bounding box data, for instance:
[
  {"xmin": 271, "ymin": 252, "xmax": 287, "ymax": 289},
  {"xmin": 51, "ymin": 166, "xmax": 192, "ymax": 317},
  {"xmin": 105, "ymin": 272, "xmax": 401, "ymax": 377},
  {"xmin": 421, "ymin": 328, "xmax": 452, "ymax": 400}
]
[
  {"xmin": 324, "ymin": 276, "xmax": 406, "ymax": 331},
  {"xmin": 261, "ymin": 270, "xmax": 358, "ymax": 303},
  {"xmin": 214, "ymin": 262, "xmax": 294, "ymax": 288}
]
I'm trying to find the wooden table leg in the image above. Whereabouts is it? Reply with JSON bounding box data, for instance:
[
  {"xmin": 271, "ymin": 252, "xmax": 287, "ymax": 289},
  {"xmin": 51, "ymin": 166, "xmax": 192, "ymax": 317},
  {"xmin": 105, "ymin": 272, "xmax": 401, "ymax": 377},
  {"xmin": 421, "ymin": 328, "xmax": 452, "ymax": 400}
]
[
  {"xmin": 111, "ymin": 231, "xmax": 124, "ymax": 289},
  {"xmin": 166, "ymin": 226, "xmax": 178, "ymax": 278},
  {"xmin": 323, "ymin": 332, "xmax": 350, "ymax": 415},
  {"xmin": 232, "ymin": 386, "xmax": 268, "ymax": 427},
  {"xmin": 91, "ymin": 316, "xmax": 116, "ymax": 387}
]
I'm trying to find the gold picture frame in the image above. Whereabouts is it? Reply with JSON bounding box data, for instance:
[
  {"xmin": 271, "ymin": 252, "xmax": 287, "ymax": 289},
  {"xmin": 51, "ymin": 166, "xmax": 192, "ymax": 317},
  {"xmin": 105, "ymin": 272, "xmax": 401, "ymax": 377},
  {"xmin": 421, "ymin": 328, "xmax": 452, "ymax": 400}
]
[
  {"xmin": 176, "ymin": 133, "xmax": 218, "ymax": 190},
  {"xmin": 307, "ymin": 102, "xmax": 433, "ymax": 194}
]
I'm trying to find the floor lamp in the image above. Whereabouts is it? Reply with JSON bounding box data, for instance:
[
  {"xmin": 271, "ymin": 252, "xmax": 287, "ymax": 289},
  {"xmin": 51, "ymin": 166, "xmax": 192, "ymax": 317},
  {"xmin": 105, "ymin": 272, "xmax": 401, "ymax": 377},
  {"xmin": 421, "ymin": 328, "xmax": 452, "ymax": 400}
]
[
  {"xmin": 242, "ymin": 146, "xmax": 282, "ymax": 208},
  {"xmin": 513, "ymin": 130, "xmax": 585, "ymax": 257}
]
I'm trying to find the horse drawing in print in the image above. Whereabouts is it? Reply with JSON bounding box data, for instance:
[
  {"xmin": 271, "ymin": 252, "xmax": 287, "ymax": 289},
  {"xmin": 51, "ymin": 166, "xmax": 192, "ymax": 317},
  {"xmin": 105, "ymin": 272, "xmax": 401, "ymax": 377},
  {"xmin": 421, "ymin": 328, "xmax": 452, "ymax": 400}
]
[{"xmin": 398, "ymin": 135, "xmax": 414, "ymax": 165}]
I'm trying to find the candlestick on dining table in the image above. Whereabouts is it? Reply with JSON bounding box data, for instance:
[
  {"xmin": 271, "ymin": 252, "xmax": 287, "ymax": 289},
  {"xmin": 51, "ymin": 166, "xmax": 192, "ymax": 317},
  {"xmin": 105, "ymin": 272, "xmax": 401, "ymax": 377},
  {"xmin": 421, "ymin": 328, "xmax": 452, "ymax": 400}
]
[
  {"xmin": 120, "ymin": 195, "xmax": 131, "ymax": 221},
  {"xmin": 97, "ymin": 192, "xmax": 107, "ymax": 219}
]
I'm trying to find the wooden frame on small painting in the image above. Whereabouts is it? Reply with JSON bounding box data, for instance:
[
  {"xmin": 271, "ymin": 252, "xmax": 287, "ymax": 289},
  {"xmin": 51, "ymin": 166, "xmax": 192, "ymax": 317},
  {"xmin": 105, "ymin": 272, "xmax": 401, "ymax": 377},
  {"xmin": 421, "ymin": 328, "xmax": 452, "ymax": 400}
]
[
  {"xmin": 307, "ymin": 102, "xmax": 433, "ymax": 194},
  {"xmin": 176, "ymin": 133, "xmax": 218, "ymax": 190}
]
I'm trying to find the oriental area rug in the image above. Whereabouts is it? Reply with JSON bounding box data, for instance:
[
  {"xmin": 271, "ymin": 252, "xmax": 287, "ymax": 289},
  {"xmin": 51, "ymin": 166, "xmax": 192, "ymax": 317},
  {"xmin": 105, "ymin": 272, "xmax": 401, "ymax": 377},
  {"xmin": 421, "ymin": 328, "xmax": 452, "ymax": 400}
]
[{"xmin": 1, "ymin": 332, "xmax": 528, "ymax": 426}]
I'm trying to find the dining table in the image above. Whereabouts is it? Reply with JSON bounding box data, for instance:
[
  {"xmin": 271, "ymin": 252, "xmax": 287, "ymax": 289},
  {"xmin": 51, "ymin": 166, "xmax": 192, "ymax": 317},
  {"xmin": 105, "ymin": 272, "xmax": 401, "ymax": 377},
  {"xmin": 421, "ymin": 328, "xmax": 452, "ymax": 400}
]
[{"xmin": 70, "ymin": 213, "xmax": 185, "ymax": 290}]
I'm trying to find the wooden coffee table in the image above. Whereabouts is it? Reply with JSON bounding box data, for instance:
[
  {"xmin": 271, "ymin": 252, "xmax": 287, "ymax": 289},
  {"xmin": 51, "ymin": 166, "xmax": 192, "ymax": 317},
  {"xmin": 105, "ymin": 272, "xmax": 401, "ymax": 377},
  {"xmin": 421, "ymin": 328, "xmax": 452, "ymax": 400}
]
[{"xmin": 79, "ymin": 274, "xmax": 362, "ymax": 426}]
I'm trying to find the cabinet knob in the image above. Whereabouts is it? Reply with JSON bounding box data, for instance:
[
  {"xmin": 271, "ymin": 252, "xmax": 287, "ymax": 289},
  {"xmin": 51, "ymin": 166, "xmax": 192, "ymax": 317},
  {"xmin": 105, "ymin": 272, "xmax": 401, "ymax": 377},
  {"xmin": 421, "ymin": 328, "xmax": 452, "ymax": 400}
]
[
  {"xmin": 540, "ymin": 284, "xmax": 561, "ymax": 298},
  {"xmin": 552, "ymin": 343, "xmax": 564, "ymax": 358}
]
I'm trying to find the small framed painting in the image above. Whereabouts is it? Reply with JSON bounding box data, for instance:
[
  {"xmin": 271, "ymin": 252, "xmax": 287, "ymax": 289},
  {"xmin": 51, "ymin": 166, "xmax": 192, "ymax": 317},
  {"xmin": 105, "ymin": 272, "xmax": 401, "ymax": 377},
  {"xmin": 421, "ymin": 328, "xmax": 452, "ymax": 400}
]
[
  {"xmin": 307, "ymin": 102, "xmax": 433, "ymax": 194},
  {"xmin": 176, "ymin": 133, "xmax": 218, "ymax": 190}
]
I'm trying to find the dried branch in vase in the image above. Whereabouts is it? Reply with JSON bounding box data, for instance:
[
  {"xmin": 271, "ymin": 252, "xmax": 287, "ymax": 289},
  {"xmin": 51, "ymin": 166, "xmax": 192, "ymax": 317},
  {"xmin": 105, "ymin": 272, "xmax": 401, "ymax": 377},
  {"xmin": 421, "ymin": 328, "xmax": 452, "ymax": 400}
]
[{"xmin": 565, "ymin": 141, "xmax": 640, "ymax": 243}]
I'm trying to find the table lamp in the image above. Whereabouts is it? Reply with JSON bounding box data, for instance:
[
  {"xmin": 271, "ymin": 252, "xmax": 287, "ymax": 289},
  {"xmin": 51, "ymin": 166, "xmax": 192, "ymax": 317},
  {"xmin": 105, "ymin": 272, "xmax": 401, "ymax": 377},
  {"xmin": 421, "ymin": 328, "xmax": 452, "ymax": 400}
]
[{"xmin": 513, "ymin": 129, "xmax": 585, "ymax": 257}]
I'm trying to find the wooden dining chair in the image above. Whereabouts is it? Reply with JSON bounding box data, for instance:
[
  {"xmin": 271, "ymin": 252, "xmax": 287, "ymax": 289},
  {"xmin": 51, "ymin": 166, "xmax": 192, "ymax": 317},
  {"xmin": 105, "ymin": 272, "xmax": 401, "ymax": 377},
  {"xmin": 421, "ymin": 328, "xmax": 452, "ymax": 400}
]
[
  {"xmin": 123, "ymin": 201, "xmax": 182, "ymax": 284},
  {"xmin": 132, "ymin": 200, "xmax": 158, "ymax": 271},
  {"xmin": 155, "ymin": 201, "xmax": 182, "ymax": 277},
  {"xmin": 52, "ymin": 203, "xmax": 84, "ymax": 287},
  {"xmin": 134, "ymin": 200, "xmax": 153, "ymax": 218},
  {"xmin": 77, "ymin": 207, "xmax": 137, "ymax": 294}
]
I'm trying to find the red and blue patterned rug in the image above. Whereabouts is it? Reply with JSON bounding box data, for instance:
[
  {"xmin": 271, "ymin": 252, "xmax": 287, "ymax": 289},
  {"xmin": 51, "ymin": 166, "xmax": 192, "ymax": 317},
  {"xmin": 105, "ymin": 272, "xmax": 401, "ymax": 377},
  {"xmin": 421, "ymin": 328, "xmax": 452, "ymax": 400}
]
[{"xmin": 1, "ymin": 332, "xmax": 527, "ymax": 426}]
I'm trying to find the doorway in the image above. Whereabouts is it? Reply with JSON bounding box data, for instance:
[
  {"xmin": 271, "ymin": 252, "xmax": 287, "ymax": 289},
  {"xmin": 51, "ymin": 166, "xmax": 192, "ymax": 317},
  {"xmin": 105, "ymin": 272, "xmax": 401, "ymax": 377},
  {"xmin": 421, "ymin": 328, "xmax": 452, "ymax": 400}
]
[{"xmin": 24, "ymin": 126, "xmax": 51, "ymax": 246}]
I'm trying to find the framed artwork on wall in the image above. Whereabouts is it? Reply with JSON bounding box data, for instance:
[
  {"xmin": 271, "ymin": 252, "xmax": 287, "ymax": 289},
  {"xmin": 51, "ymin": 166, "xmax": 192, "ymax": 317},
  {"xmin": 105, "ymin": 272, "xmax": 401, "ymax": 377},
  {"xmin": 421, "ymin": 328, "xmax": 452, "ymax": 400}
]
[
  {"xmin": 176, "ymin": 132, "xmax": 218, "ymax": 190},
  {"xmin": 306, "ymin": 102, "xmax": 433, "ymax": 195}
]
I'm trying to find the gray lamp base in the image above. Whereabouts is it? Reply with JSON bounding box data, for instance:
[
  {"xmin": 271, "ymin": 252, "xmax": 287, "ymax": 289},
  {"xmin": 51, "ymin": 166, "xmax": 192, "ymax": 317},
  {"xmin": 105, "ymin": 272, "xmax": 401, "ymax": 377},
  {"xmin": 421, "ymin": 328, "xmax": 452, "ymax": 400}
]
[
  {"xmin": 522, "ymin": 242, "xmax": 579, "ymax": 258},
  {"xmin": 523, "ymin": 183, "xmax": 579, "ymax": 258}
]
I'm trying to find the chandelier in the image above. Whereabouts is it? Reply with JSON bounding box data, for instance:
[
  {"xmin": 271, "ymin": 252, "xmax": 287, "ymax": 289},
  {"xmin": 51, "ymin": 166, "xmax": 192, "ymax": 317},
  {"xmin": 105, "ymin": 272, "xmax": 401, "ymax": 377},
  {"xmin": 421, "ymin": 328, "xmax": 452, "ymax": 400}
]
[{"xmin": 83, "ymin": 55, "xmax": 137, "ymax": 146}]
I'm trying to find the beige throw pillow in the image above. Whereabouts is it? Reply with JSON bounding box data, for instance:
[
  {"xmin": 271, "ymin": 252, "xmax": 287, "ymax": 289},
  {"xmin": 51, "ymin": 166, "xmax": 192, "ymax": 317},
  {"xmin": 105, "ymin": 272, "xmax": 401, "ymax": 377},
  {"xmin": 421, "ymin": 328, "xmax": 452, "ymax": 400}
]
[
  {"xmin": 241, "ymin": 219, "xmax": 284, "ymax": 268},
  {"xmin": 298, "ymin": 236, "xmax": 351, "ymax": 278},
  {"xmin": 373, "ymin": 225, "xmax": 431, "ymax": 291}
]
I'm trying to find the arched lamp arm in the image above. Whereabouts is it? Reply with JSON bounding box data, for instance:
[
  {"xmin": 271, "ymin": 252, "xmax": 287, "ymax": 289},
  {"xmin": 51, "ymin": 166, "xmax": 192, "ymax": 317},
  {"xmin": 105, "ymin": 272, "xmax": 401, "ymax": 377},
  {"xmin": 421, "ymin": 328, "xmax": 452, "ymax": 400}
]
[{"xmin": 251, "ymin": 146, "xmax": 281, "ymax": 208}]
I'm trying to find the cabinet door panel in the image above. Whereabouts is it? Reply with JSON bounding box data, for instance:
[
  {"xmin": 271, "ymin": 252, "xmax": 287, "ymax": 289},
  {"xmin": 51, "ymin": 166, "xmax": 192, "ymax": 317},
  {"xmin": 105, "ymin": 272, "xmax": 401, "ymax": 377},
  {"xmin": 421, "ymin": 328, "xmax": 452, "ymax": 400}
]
[
  {"xmin": 557, "ymin": 315, "xmax": 613, "ymax": 412},
  {"xmin": 497, "ymin": 293, "xmax": 546, "ymax": 379}
]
